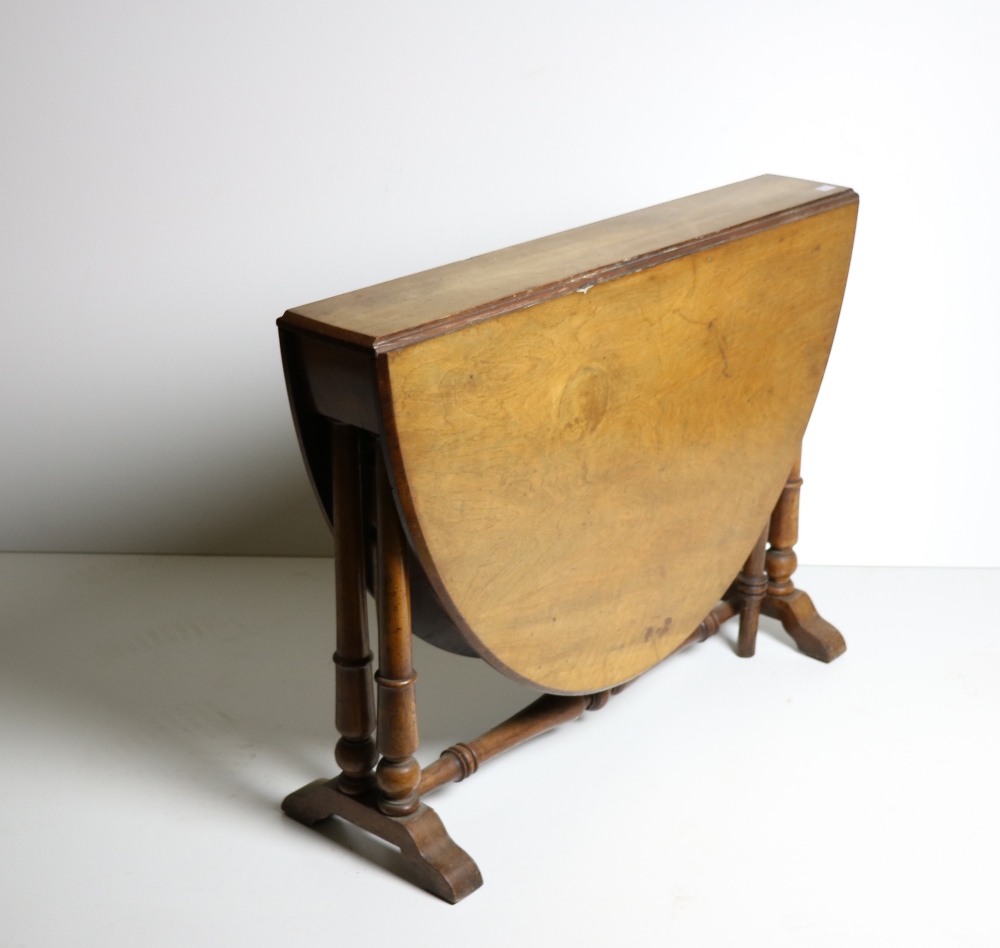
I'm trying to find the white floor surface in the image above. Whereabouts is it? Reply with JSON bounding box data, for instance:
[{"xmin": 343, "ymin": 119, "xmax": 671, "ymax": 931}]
[{"xmin": 1, "ymin": 554, "xmax": 998, "ymax": 947}]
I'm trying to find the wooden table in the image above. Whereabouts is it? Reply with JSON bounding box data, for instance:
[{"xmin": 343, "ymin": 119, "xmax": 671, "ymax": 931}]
[{"xmin": 277, "ymin": 174, "xmax": 858, "ymax": 901}]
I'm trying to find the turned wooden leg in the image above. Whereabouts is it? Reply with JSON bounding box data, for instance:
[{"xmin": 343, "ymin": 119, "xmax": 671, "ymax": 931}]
[
  {"xmin": 736, "ymin": 526, "xmax": 768, "ymax": 658},
  {"xmin": 331, "ymin": 423, "xmax": 377, "ymax": 795},
  {"xmin": 374, "ymin": 447, "xmax": 421, "ymax": 817},
  {"xmin": 283, "ymin": 437, "xmax": 483, "ymax": 903},
  {"xmin": 761, "ymin": 451, "xmax": 846, "ymax": 662}
]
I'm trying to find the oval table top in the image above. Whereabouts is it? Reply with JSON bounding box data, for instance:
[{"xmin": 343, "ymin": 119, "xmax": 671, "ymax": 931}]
[{"xmin": 280, "ymin": 175, "xmax": 858, "ymax": 693}]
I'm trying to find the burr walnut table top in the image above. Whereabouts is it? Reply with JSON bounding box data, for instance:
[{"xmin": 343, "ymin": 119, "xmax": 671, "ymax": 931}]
[{"xmin": 278, "ymin": 175, "xmax": 859, "ymax": 694}]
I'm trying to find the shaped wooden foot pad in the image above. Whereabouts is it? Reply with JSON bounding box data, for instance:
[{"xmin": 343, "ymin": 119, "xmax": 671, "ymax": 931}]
[
  {"xmin": 762, "ymin": 589, "xmax": 846, "ymax": 663},
  {"xmin": 282, "ymin": 778, "xmax": 483, "ymax": 903}
]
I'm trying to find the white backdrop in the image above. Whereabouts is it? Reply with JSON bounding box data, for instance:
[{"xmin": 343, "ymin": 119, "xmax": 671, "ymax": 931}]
[{"xmin": 1, "ymin": 0, "xmax": 997, "ymax": 565}]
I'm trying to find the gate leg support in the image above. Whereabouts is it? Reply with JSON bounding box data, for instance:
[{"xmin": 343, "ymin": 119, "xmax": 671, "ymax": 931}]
[
  {"xmin": 761, "ymin": 451, "xmax": 847, "ymax": 662},
  {"xmin": 736, "ymin": 527, "xmax": 768, "ymax": 658},
  {"xmin": 374, "ymin": 450, "xmax": 421, "ymax": 816},
  {"xmin": 330, "ymin": 423, "xmax": 377, "ymax": 794},
  {"xmin": 282, "ymin": 431, "xmax": 482, "ymax": 903}
]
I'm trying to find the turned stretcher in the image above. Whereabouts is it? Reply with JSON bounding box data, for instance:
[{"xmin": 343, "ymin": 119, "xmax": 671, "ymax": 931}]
[{"xmin": 276, "ymin": 174, "xmax": 858, "ymax": 901}]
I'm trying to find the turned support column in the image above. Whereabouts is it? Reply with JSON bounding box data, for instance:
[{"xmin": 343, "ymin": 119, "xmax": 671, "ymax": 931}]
[
  {"xmin": 331, "ymin": 424, "xmax": 378, "ymax": 795},
  {"xmin": 374, "ymin": 447, "xmax": 421, "ymax": 816},
  {"xmin": 766, "ymin": 453, "xmax": 803, "ymax": 597},
  {"xmin": 761, "ymin": 450, "xmax": 847, "ymax": 662},
  {"xmin": 736, "ymin": 526, "xmax": 768, "ymax": 658},
  {"xmin": 285, "ymin": 432, "xmax": 482, "ymax": 903}
]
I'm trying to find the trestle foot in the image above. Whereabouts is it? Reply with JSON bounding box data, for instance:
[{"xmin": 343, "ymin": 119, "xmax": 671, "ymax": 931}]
[
  {"xmin": 759, "ymin": 451, "xmax": 846, "ymax": 663},
  {"xmin": 761, "ymin": 589, "xmax": 846, "ymax": 663},
  {"xmin": 282, "ymin": 778, "xmax": 483, "ymax": 903}
]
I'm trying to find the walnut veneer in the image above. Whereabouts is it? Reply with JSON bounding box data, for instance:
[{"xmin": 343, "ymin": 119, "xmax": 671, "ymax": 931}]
[{"xmin": 277, "ymin": 175, "xmax": 856, "ymax": 901}]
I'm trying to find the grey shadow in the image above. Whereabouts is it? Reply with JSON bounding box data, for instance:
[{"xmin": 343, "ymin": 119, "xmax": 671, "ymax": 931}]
[
  {"xmin": 304, "ymin": 816, "xmax": 422, "ymax": 895},
  {"xmin": 2, "ymin": 434, "xmax": 335, "ymax": 557},
  {"xmin": 0, "ymin": 553, "xmax": 534, "ymax": 825}
]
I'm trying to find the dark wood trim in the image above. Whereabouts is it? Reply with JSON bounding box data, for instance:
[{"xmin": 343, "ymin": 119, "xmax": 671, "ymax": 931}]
[
  {"xmin": 736, "ymin": 526, "xmax": 769, "ymax": 658},
  {"xmin": 331, "ymin": 423, "xmax": 377, "ymax": 795},
  {"xmin": 417, "ymin": 694, "xmax": 591, "ymax": 797},
  {"xmin": 277, "ymin": 327, "xmax": 335, "ymax": 528},
  {"xmin": 374, "ymin": 449, "xmax": 422, "ymax": 816},
  {"xmin": 278, "ymin": 324, "xmax": 381, "ymax": 432}
]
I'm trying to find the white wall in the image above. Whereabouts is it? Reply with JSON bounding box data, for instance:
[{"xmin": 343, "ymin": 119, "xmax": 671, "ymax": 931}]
[{"xmin": 1, "ymin": 0, "xmax": 997, "ymax": 564}]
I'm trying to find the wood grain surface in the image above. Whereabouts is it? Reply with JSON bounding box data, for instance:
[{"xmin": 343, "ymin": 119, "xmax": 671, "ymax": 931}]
[
  {"xmin": 282, "ymin": 175, "xmax": 854, "ymax": 351},
  {"xmin": 379, "ymin": 201, "xmax": 858, "ymax": 693}
]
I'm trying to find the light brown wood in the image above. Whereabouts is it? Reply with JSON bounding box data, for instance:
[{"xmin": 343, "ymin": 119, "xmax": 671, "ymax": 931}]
[
  {"xmin": 380, "ymin": 201, "xmax": 857, "ymax": 693},
  {"xmin": 282, "ymin": 176, "xmax": 853, "ymax": 350}
]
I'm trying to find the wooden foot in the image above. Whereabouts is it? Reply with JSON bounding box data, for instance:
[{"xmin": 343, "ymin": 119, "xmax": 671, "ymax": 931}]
[
  {"xmin": 761, "ymin": 589, "xmax": 846, "ymax": 662},
  {"xmin": 763, "ymin": 452, "xmax": 846, "ymax": 662},
  {"xmin": 282, "ymin": 778, "xmax": 483, "ymax": 903}
]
